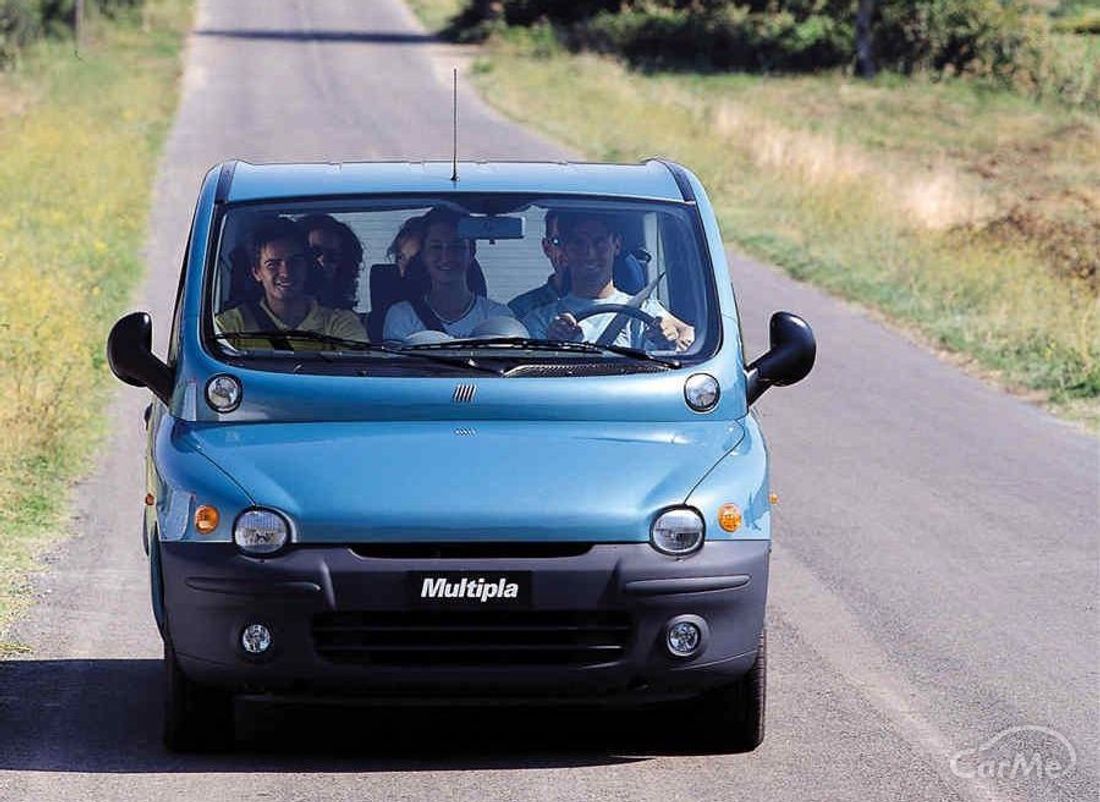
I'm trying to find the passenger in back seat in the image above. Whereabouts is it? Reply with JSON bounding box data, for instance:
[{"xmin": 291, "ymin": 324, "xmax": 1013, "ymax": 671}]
[{"xmin": 300, "ymin": 214, "xmax": 363, "ymax": 310}]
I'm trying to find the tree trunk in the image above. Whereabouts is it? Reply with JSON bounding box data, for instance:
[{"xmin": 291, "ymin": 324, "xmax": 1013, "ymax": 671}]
[
  {"xmin": 75, "ymin": 0, "xmax": 85, "ymax": 49},
  {"xmin": 856, "ymin": 0, "xmax": 876, "ymax": 79}
]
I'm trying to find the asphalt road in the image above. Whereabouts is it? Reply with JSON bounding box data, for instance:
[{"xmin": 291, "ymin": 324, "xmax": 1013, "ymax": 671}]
[{"xmin": 1, "ymin": 1, "xmax": 1097, "ymax": 800}]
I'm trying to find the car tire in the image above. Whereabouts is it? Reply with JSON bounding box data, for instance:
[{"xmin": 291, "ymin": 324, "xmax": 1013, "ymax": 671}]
[
  {"xmin": 695, "ymin": 628, "xmax": 766, "ymax": 753},
  {"xmin": 163, "ymin": 640, "xmax": 235, "ymax": 752}
]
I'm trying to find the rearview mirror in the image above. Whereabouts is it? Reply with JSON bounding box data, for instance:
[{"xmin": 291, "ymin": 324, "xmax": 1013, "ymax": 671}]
[
  {"xmin": 745, "ymin": 312, "xmax": 816, "ymax": 405},
  {"xmin": 458, "ymin": 215, "xmax": 525, "ymax": 241},
  {"xmin": 106, "ymin": 312, "xmax": 174, "ymax": 405}
]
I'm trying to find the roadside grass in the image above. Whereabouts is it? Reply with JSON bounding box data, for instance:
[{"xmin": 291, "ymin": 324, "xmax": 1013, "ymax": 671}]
[
  {"xmin": 412, "ymin": 4, "xmax": 1099, "ymax": 428},
  {"xmin": 405, "ymin": 0, "xmax": 465, "ymax": 36},
  {"xmin": 0, "ymin": 0, "xmax": 192, "ymax": 649}
]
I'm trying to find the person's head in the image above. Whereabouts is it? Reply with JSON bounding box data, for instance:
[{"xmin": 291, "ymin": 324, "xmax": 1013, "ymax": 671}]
[
  {"xmin": 299, "ymin": 214, "xmax": 363, "ymax": 308},
  {"xmin": 248, "ymin": 217, "xmax": 309, "ymax": 307},
  {"xmin": 419, "ymin": 207, "xmax": 475, "ymax": 290},
  {"xmin": 387, "ymin": 215, "xmax": 426, "ymax": 277},
  {"xmin": 557, "ymin": 212, "xmax": 622, "ymax": 297},
  {"xmin": 541, "ymin": 209, "xmax": 566, "ymax": 276}
]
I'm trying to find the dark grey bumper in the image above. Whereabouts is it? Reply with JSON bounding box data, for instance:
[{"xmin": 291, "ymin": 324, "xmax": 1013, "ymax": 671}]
[{"xmin": 161, "ymin": 539, "xmax": 770, "ymax": 703}]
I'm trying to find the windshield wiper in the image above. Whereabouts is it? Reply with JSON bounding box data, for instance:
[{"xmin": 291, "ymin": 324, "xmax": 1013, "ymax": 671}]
[
  {"xmin": 403, "ymin": 336, "xmax": 681, "ymax": 369},
  {"xmin": 213, "ymin": 331, "xmax": 503, "ymax": 375}
]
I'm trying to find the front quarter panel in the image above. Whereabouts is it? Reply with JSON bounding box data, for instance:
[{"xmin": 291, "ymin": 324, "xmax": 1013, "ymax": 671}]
[
  {"xmin": 153, "ymin": 414, "xmax": 254, "ymax": 544},
  {"xmin": 687, "ymin": 412, "xmax": 771, "ymax": 541}
]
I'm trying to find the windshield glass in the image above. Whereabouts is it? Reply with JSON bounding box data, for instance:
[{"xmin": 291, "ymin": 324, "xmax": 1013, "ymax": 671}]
[{"xmin": 206, "ymin": 196, "xmax": 719, "ymax": 374}]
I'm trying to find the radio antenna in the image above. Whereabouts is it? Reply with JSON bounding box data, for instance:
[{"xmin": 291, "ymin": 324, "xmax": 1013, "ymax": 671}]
[{"xmin": 450, "ymin": 67, "xmax": 459, "ymax": 183}]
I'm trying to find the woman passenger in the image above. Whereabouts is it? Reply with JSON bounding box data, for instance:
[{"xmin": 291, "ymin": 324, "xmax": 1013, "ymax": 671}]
[
  {"xmin": 299, "ymin": 214, "xmax": 363, "ymax": 310},
  {"xmin": 388, "ymin": 215, "xmax": 425, "ymax": 279},
  {"xmin": 382, "ymin": 208, "xmax": 513, "ymax": 341}
]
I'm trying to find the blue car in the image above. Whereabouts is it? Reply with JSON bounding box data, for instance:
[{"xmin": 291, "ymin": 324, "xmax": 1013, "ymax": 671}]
[{"xmin": 107, "ymin": 159, "xmax": 815, "ymax": 753}]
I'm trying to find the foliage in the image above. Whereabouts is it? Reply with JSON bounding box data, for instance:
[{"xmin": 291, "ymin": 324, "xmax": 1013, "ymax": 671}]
[
  {"xmin": 574, "ymin": 6, "xmax": 853, "ymax": 71},
  {"xmin": 444, "ymin": 0, "xmax": 1099, "ymax": 108},
  {"xmin": 1, "ymin": 0, "xmax": 143, "ymax": 65}
]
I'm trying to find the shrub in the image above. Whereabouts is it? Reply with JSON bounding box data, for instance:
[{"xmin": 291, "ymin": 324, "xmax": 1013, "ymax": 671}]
[
  {"xmin": 575, "ymin": 6, "xmax": 852, "ymax": 72},
  {"xmin": 1, "ymin": 0, "xmax": 43, "ymax": 64},
  {"xmin": 0, "ymin": 0, "xmax": 143, "ymax": 65},
  {"xmin": 449, "ymin": 0, "xmax": 1097, "ymax": 108}
]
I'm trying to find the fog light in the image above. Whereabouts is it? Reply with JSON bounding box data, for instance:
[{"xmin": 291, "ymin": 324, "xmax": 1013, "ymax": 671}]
[
  {"xmin": 665, "ymin": 615, "xmax": 708, "ymax": 658},
  {"xmin": 241, "ymin": 623, "xmax": 272, "ymax": 655}
]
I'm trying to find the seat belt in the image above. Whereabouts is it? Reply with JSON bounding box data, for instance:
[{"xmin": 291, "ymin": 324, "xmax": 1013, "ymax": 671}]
[
  {"xmin": 408, "ymin": 297, "xmax": 447, "ymax": 333},
  {"xmin": 242, "ymin": 301, "xmax": 293, "ymax": 351},
  {"xmin": 595, "ymin": 271, "xmax": 666, "ymax": 347}
]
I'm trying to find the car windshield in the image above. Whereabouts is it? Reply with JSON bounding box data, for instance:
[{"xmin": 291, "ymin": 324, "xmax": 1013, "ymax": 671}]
[{"xmin": 206, "ymin": 195, "xmax": 719, "ymax": 374}]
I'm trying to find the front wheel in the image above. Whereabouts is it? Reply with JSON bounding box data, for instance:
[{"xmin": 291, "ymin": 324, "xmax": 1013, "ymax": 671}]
[
  {"xmin": 163, "ymin": 640, "xmax": 235, "ymax": 752},
  {"xmin": 695, "ymin": 629, "xmax": 767, "ymax": 753}
]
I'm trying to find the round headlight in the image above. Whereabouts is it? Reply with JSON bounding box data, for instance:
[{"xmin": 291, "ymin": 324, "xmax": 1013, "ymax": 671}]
[
  {"xmin": 684, "ymin": 373, "xmax": 720, "ymax": 413},
  {"xmin": 206, "ymin": 374, "xmax": 242, "ymax": 413},
  {"xmin": 233, "ymin": 508, "xmax": 289, "ymax": 555},
  {"xmin": 650, "ymin": 508, "xmax": 705, "ymax": 555}
]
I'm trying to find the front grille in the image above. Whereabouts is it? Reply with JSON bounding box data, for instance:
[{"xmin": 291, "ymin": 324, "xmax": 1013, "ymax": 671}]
[
  {"xmin": 312, "ymin": 610, "xmax": 633, "ymax": 667},
  {"xmin": 349, "ymin": 542, "xmax": 593, "ymax": 559}
]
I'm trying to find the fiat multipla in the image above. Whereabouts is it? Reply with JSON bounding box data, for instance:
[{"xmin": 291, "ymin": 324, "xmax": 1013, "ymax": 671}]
[{"xmin": 107, "ymin": 159, "xmax": 816, "ymax": 752}]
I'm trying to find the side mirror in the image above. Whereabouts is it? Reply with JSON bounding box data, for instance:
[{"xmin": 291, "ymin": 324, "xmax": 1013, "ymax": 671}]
[
  {"xmin": 745, "ymin": 312, "xmax": 816, "ymax": 406},
  {"xmin": 106, "ymin": 312, "xmax": 174, "ymax": 405}
]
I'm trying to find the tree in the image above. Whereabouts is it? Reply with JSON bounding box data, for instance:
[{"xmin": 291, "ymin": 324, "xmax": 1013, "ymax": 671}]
[{"xmin": 856, "ymin": 0, "xmax": 876, "ymax": 77}]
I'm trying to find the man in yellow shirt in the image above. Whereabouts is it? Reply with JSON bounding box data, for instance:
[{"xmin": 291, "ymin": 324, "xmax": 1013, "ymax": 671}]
[{"xmin": 215, "ymin": 217, "xmax": 367, "ymax": 347}]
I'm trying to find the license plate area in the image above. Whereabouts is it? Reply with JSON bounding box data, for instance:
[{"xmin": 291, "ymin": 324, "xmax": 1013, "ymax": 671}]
[{"xmin": 409, "ymin": 571, "xmax": 532, "ymax": 608}]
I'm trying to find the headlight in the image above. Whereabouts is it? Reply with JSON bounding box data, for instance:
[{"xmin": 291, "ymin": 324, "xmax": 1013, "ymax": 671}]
[
  {"xmin": 233, "ymin": 508, "xmax": 290, "ymax": 555},
  {"xmin": 684, "ymin": 373, "xmax": 720, "ymax": 413},
  {"xmin": 650, "ymin": 507, "xmax": 705, "ymax": 555},
  {"xmin": 205, "ymin": 374, "xmax": 242, "ymax": 413}
]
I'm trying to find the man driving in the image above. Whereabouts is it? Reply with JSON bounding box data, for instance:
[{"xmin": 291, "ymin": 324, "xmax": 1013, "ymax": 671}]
[
  {"xmin": 522, "ymin": 212, "xmax": 695, "ymax": 351},
  {"xmin": 508, "ymin": 209, "xmax": 567, "ymax": 320},
  {"xmin": 216, "ymin": 216, "xmax": 366, "ymax": 344}
]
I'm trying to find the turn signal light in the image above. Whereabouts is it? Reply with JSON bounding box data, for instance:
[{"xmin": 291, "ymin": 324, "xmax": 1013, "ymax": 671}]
[
  {"xmin": 194, "ymin": 505, "xmax": 220, "ymax": 534},
  {"xmin": 769, "ymin": 492, "xmax": 779, "ymax": 505},
  {"xmin": 718, "ymin": 503, "xmax": 742, "ymax": 532}
]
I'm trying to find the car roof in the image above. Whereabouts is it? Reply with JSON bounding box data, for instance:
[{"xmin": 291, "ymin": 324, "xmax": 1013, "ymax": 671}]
[{"xmin": 223, "ymin": 160, "xmax": 688, "ymax": 204}]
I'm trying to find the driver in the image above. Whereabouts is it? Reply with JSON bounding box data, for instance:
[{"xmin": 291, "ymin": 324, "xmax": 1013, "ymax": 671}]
[
  {"xmin": 522, "ymin": 212, "xmax": 695, "ymax": 351},
  {"xmin": 382, "ymin": 208, "xmax": 514, "ymax": 341}
]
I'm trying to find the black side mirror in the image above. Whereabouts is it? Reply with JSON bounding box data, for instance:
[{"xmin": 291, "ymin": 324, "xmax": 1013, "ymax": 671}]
[
  {"xmin": 745, "ymin": 312, "xmax": 816, "ymax": 406},
  {"xmin": 106, "ymin": 312, "xmax": 174, "ymax": 405}
]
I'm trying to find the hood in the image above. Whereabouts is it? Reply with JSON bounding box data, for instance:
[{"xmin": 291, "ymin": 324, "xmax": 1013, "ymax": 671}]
[{"xmin": 180, "ymin": 419, "xmax": 744, "ymax": 542}]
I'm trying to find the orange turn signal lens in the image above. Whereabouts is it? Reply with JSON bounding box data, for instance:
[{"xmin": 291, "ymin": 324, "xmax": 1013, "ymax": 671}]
[
  {"xmin": 194, "ymin": 505, "xmax": 220, "ymax": 534},
  {"xmin": 717, "ymin": 503, "xmax": 742, "ymax": 532},
  {"xmin": 769, "ymin": 492, "xmax": 779, "ymax": 505}
]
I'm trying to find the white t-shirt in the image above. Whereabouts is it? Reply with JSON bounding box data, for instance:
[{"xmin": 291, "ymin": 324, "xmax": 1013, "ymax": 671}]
[
  {"xmin": 383, "ymin": 295, "xmax": 515, "ymax": 341},
  {"xmin": 522, "ymin": 290, "xmax": 671, "ymax": 349}
]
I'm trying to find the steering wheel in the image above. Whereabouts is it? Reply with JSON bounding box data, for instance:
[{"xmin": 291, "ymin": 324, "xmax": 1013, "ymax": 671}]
[
  {"xmin": 571, "ymin": 303, "xmax": 660, "ymax": 329},
  {"xmin": 570, "ymin": 303, "xmax": 669, "ymax": 346}
]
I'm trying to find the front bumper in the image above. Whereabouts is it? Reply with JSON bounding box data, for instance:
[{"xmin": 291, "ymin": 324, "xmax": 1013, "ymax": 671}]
[{"xmin": 161, "ymin": 539, "xmax": 770, "ymax": 703}]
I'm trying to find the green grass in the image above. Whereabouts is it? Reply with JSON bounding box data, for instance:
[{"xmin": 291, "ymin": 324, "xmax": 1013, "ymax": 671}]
[
  {"xmin": 406, "ymin": 0, "xmax": 465, "ymax": 36},
  {"xmin": 412, "ymin": 3, "xmax": 1099, "ymax": 430},
  {"xmin": 0, "ymin": 0, "xmax": 193, "ymax": 648}
]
